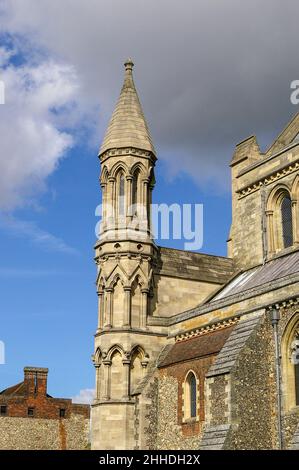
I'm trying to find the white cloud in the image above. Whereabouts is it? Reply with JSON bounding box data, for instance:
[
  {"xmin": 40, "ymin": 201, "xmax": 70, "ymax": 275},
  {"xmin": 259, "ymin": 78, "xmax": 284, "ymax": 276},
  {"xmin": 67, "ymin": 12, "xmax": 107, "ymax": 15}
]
[
  {"xmin": 0, "ymin": 0, "xmax": 298, "ymax": 193},
  {"xmin": 0, "ymin": 214, "xmax": 78, "ymax": 254},
  {"xmin": 72, "ymin": 388, "xmax": 94, "ymax": 405},
  {"xmin": 0, "ymin": 49, "xmax": 80, "ymax": 210}
]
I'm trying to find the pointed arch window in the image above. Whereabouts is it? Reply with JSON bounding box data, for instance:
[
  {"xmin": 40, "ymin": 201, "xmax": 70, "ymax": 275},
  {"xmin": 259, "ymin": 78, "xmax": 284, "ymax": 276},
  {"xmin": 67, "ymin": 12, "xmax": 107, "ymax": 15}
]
[
  {"xmin": 132, "ymin": 170, "xmax": 140, "ymax": 216},
  {"xmin": 184, "ymin": 371, "xmax": 198, "ymax": 420},
  {"xmin": 295, "ymin": 362, "xmax": 299, "ymax": 406},
  {"xmin": 281, "ymin": 316, "xmax": 299, "ymax": 411},
  {"xmin": 267, "ymin": 187, "xmax": 295, "ymax": 255},
  {"xmin": 281, "ymin": 195, "xmax": 293, "ymax": 248},
  {"xmin": 290, "ymin": 329, "xmax": 299, "ymax": 406},
  {"xmin": 118, "ymin": 173, "xmax": 125, "ymax": 217}
]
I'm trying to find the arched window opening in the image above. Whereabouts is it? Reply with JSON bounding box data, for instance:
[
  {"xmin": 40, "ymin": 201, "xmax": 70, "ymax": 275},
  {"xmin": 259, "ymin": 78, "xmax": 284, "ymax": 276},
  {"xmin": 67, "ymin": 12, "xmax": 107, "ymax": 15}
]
[
  {"xmin": 131, "ymin": 277, "xmax": 141, "ymax": 328},
  {"xmin": 110, "ymin": 350, "xmax": 123, "ymax": 400},
  {"xmin": 295, "ymin": 363, "xmax": 299, "ymax": 406},
  {"xmin": 184, "ymin": 371, "xmax": 197, "ymax": 420},
  {"xmin": 189, "ymin": 373, "xmax": 197, "ymax": 418},
  {"xmin": 132, "ymin": 170, "xmax": 140, "ymax": 216},
  {"xmin": 290, "ymin": 331, "xmax": 299, "ymax": 406},
  {"xmin": 281, "ymin": 316, "xmax": 299, "ymax": 411},
  {"xmin": 281, "ymin": 195, "xmax": 293, "ymax": 248},
  {"xmin": 130, "ymin": 349, "xmax": 143, "ymax": 395},
  {"xmin": 267, "ymin": 187, "xmax": 295, "ymax": 255},
  {"xmin": 112, "ymin": 278, "xmax": 125, "ymax": 328},
  {"xmin": 119, "ymin": 173, "xmax": 125, "ymax": 217}
]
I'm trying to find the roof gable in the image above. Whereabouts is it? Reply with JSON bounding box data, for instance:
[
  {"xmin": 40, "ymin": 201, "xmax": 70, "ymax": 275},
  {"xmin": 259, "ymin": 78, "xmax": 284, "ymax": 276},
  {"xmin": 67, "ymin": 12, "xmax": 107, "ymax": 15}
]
[{"xmin": 266, "ymin": 112, "xmax": 299, "ymax": 156}]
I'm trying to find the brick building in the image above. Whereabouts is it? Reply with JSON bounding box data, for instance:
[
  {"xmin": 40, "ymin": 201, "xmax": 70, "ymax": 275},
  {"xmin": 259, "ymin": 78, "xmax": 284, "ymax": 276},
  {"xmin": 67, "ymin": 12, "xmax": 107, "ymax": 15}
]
[{"xmin": 0, "ymin": 367, "xmax": 90, "ymax": 450}]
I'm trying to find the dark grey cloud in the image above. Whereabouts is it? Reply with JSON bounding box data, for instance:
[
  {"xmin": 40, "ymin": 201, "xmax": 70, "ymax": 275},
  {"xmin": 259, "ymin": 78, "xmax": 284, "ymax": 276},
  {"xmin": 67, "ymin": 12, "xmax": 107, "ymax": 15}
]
[{"xmin": 2, "ymin": 0, "xmax": 299, "ymax": 190}]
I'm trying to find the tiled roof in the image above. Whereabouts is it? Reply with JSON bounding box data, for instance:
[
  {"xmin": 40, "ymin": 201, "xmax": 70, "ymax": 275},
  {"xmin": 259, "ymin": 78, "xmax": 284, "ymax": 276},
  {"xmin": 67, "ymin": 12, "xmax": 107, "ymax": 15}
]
[
  {"xmin": 156, "ymin": 247, "xmax": 234, "ymax": 284},
  {"xmin": 0, "ymin": 381, "xmax": 52, "ymax": 398},
  {"xmin": 99, "ymin": 59, "xmax": 156, "ymax": 156},
  {"xmin": 158, "ymin": 326, "xmax": 234, "ymax": 367},
  {"xmin": 0, "ymin": 381, "xmax": 26, "ymax": 396}
]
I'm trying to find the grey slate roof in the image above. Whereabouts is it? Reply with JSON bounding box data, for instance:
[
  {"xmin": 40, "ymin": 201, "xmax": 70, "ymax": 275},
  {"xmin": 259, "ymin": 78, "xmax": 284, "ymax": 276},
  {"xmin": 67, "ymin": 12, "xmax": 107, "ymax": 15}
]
[
  {"xmin": 156, "ymin": 247, "xmax": 234, "ymax": 284},
  {"xmin": 211, "ymin": 250, "xmax": 299, "ymax": 303},
  {"xmin": 206, "ymin": 311, "xmax": 263, "ymax": 377},
  {"xmin": 199, "ymin": 424, "xmax": 231, "ymax": 450},
  {"xmin": 99, "ymin": 59, "xmax": 156, "ymax": 156}
]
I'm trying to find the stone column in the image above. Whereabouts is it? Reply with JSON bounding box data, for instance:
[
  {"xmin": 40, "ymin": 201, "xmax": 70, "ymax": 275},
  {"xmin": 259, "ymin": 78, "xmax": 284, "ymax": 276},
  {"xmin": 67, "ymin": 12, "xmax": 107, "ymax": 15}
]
[
  {"xmin": 95, "ymin": 364, "xmax": 101, "ymax": 400},
  {"xmin": 292, "ymin": 199, "xmax": 298, "ymax": 244},
  {"xmin": 266, "ymin": 210, "xmax": 274, "ymax": 255},
  {"xmin": 141, "ymin": 288, "xmax": 149, "ymax": 329},
  {"xmin": 122, "ymin": 358, "xmax": 131, "ymax": 399},
  {"xmin": 104, "ymin": 288, "xmax": 113, "ymax": 328},
  {"xmin": 124, "ymin": 287, "xmax": 132, "ymax": 328},
  {"xmin": 97, "ymin": 290, "xmax": 104, "ymax": 330},
  {"xmin": 102, "ymin": 360, "xmax": 112, "ymax": 400}
]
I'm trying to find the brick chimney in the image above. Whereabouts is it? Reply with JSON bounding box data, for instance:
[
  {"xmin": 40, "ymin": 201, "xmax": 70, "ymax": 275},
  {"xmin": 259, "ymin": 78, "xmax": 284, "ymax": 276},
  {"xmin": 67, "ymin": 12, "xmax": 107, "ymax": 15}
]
[{"xmin": 24, "ymin": 367, "xmax": 49, "ymax": 396}]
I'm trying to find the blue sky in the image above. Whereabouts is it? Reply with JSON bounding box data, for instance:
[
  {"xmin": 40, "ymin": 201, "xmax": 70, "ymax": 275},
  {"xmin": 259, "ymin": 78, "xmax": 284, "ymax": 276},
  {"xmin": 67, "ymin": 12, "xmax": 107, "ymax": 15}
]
[
  {"xmin": 0, "ymin": 139, "xmax": 231, "ymax": 398},
  {"xmin": 0, "ymin": 0, "xmax": 298, "ymax": 400}
]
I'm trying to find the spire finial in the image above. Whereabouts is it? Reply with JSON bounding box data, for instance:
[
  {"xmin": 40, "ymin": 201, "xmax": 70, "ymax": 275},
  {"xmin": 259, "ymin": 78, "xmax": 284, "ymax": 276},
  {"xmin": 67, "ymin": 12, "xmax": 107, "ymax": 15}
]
[{"xmin": 124, "ymin": 58, "xmax": 134, "ymax": 72}]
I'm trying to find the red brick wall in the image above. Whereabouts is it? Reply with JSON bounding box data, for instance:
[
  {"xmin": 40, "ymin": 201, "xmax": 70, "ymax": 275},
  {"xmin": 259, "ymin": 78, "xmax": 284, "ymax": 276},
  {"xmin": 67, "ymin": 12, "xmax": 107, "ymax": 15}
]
[
  {"xmin": 159, "ymin": 354, "xmax": 216, "ymax": 437},
  {"xmin": 0, "ymin": 396, "xmax": 88, "ymax": 419}
]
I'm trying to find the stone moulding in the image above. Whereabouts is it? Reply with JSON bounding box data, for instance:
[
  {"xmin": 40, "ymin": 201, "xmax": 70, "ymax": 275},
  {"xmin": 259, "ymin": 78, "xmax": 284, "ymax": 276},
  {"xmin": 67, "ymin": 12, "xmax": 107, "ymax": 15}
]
[
  {"xmin": 267, "ymin": 295, "xmax": 299, "ymax": 311},
  {"xmin": 100, "ymin": 147, "xmax": 156, "ymax": 163},
  {"xmin": 175, "ymin": 317, "xmax": 240, "ymax": 343},
  {"xmin": 237, "ymin": 160, "xmax": 299, "ymax": 199}
]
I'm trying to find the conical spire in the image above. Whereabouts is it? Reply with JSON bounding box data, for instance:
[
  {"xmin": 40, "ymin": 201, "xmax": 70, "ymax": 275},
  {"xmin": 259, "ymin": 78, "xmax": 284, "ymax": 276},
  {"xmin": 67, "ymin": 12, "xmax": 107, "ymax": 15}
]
[{"xmin": 99, "ymin": 59, "xmax": 156, "ymax": 157}]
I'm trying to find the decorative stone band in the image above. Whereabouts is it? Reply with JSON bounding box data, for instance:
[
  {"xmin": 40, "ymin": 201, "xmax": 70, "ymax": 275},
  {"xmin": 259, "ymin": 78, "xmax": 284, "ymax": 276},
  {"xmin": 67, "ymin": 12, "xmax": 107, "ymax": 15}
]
[
  {"xmin": 175, "ymin": 316, "xmax": 240, "ymax": 343},
  {"xmin": 100, "ymin": 147, "xmax": 156, "ymax": 163},
  {"xmin": 267, "ymin": 295, "xmax": 299, "ymax": 312},
  {"xmin": 237, "ymin": 160, "xmax": 299, "ymax": 199}
]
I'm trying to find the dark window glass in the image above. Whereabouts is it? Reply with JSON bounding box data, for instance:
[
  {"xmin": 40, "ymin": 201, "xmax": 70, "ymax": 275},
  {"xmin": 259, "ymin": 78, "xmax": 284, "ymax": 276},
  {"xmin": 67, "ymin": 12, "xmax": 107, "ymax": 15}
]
[
  {"xmin": 132, "ymin": 171, "xmax": 138, "ymax": 209},
  {"xmin": 119, "ymin": 174, "xmax": 125, "ymax": 216},
  {"xmin": 0, "ymin": 405, "xmax": 7, "ymax": 416},
  {"xmin": 295, "ymin": 363, "xmax": 299, "ymax": 406},
  {"xmin": 188, "ymin": 373, "xmax": 197, "ymax": 418},
  {"xmin": 59, "ymin": 408, "xmax": 66, "ymax": 418},
  {"xmin": 28, "ymin": 407, "xmax": 34, "ymax": 417},
  {"xmin": 281, "ymin": 196, "xmax": 293, "ymax": 248}
]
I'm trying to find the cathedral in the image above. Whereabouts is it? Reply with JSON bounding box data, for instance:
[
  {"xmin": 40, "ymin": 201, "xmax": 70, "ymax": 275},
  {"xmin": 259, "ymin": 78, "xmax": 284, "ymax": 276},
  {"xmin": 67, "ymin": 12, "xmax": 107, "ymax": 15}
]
[{"xmin": 91, "ymin": 59, "xmax": 299, "ymax": 450}]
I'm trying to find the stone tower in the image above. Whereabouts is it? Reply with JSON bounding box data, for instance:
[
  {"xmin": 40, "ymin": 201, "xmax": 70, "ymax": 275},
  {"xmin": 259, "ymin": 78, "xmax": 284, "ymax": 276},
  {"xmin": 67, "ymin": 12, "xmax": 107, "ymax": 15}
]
[{"xmin": 91, "ymin": 60, "xmax": 167, "ymax": 449}]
